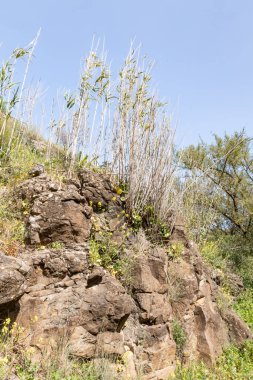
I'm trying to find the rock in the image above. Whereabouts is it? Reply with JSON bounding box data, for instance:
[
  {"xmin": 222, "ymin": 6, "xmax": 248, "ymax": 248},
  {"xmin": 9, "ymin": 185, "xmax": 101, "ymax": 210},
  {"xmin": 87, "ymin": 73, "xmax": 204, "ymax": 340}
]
[
  {"xmin": 131, "ymin": 247, "xmax": 168, "ymax": 294},
  {"xmin": 15, "ymin": 247, "xmax": 134, "ymax": 358},
  {"xmin": 0, "ymin": 252, "xmax": 30, "ymax": 305},
  {"xmin": 97, "ymin": 332, "xmax": 125, "ymax": 355},
  {"xmin": 138, "ymin": 324, "xmax": 176, "ymax": 373},
  {"xmin": 17, "ymin": 176, "xmax": 92, "ymax": 246},
  {"xmin": 68, "ymin": 326, "xmax": 96, "ymax": 357},
  {"xmin": 78, "ymin": 169, "xmax": 119, "ymax": 209},
  {"xmin": 29, "ymin": 164, "xmax": 45, "ymax": 177},
  {"xmin": 87, "ymin": 267, "xmax": 104, "ymax": 288},
  {"xmin": 136, "ymin": 293, "xmax": 171, "ymax": 324},
  {"xmin": 224, "ymin": 310, "xmax": 252, "ymax": 343}
]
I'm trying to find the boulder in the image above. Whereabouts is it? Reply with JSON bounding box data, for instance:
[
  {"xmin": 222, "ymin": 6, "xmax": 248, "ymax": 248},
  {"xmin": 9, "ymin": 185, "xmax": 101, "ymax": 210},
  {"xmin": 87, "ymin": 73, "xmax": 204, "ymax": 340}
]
[{"xmin": 0, "ymin": 252, "xmax": 30, "ymax": 305}]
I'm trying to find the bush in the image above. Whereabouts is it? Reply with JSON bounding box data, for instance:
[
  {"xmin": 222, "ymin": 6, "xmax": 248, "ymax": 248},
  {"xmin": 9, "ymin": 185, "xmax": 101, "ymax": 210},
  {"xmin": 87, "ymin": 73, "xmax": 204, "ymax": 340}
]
[
  {"xmin": 89, "ymin": 233, "xmax": 122, "ymax": 276},
  {"xmin": 169, "ymin": 340, "xmax": 253, "ymax": 380},
  {"xmin": 233, "ymin": 289, "xmax": 253, "ymax": 331},
  {"xmin": 0, "ymin": 190, "xmax": 25, "ymax": 255},
  {"xmin": 171, "ymin": 320, "xmax": 187, "ymax": 358}
]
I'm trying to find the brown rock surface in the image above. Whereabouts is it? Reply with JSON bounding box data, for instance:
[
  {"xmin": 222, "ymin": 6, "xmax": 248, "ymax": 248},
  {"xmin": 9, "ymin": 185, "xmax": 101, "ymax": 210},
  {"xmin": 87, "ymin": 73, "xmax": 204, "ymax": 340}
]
[
  {"xmin": 0, "ymin": 252, "xmax": 30, "ymax": 305},
  {"xmin": 17, "ymin": 174, "xmax": 92, "ymax": 245},
  {"xmin": 0, "ymin": 170, "xmax": 250, "ymax": 379},
  {"xmin": 15, "ymin": 246, "xmax": 134, "ymax": 358}
]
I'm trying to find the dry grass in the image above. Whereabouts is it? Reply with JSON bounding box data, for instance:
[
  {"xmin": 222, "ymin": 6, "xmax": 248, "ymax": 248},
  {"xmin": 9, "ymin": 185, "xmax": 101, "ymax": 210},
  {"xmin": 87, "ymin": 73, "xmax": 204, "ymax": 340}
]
[{"xmin": 1, "ymin": 38, "xmax": 178, "ymax": 236}]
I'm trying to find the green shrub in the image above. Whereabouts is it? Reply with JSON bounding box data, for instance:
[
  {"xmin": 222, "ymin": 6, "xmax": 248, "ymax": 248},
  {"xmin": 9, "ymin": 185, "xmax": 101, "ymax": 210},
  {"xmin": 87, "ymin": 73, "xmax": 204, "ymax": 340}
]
[
  {"xmin": 200, "ymin": 234, "xmax": 253, "ymax": 289},
  {"xmin": 89, "ymin": 233, "xmax": 121, "ymax": 276},
  {"xmin": 169, "ymin": 340, "xmax": 253, "ymax": 380},
  {"xmin": 167, "ymin": 242, "xmax": 184, "ymax": 260},
  {"xmin": 214, "ymin": 340, "xmax": 253, "ymax": 380},
  {"xmin": 233, "ymin": 289, "xmax": 253, "ymax": 331},
  {"xmin": 0, "ymin": 190, "xmax": 26, "ymax": 255},
  {"xmin": 216, "ymin": 288, "xmax": 233, "ymax": 316},
  {"xmin": 171, "ymin": 320, "xmax": 187, "ymax": 358}
]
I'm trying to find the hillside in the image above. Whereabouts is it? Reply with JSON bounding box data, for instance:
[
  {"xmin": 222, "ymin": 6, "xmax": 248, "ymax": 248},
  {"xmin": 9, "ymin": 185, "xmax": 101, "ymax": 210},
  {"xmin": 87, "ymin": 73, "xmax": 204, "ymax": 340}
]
[
  {"xmin": 0, "ymin": 44, "xmax": 253, "ymax": 380},
  {"xmin": 0, "ymin": 149, "xmax": 252, "ymax": 379}
]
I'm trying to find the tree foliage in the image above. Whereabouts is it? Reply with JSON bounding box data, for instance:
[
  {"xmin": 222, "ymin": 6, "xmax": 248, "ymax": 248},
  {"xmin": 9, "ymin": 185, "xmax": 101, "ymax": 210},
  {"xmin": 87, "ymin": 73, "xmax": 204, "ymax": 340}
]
[
  {"xmin": 181, "ymin": 130, "xmax": 253, "ymax": 237},
  {"xmin": 181, "ymin": 131, "xmax": 253, "ymax": 287}
]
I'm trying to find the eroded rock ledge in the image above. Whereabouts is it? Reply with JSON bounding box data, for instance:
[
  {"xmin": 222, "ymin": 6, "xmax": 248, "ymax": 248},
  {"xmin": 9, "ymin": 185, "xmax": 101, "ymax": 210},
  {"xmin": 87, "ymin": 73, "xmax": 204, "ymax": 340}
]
[{"xmin": 0, "ymin": 170, "xmax": 251, "ymax": 380}]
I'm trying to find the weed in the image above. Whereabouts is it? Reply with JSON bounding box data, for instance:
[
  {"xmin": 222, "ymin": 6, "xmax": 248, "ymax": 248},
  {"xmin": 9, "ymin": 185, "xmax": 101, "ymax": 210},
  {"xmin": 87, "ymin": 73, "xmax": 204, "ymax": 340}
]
[
  {"xmin": 233, "ymin": 289, "xmax": 253, "ymax": 331},
  {"xmin": 49, "ymin": 241, "xmax": 65, "ymax": 250},
  {"xmin": 89, "ymin": 233, "xmax": 121, "ymax": 275},
  {"xmin": 171, "ymin": 319, "xmax": 187, "ymax": 358},
  {"xmin": 167, "ymin": 265, "xmax": 185, "ymax": 306},
  {"xmin": 167, "ymin": 242, "xmax": 184, "ymax": 260},
  {"xmin": 216, "ymin": 287, "xmax": 233, "ymax": 316},
  {"xmin": 0, "ymin": 189, "xmax": 25, "ymax": 255},
  {"xmin": 169, "ymin": 340, "xmax": 253, "ymax": 380}
]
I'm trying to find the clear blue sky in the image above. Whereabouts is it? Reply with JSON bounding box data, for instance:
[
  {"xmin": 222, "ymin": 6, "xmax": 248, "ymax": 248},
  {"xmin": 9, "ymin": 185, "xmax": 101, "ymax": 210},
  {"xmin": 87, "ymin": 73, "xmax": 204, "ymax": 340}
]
[{"xmin": 0, "ymin": 0, "xmax": 252, "ymax": 146}]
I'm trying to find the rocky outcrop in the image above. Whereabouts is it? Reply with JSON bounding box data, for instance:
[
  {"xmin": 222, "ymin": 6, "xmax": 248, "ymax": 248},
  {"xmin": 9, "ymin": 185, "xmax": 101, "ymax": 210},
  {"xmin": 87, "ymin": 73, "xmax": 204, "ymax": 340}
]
[
  {"xmin": 17, "ymin": 174, "xmax": 92, "ymax": 245},
  {"xmin": 0, "ymin": 170, "xmax": 251, "ymax": 379},
  {"xmin": 15, "ymin": 246, "xmax": 134, "ymax": 360}
]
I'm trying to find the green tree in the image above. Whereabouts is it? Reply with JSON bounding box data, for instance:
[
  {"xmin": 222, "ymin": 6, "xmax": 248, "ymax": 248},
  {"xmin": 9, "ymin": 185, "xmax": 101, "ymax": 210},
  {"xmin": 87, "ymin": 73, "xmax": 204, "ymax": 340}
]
[
  {"xmin": 181, "ymin": 130, "xmax": 253, "ymax": 237},
  {"xmin": 180, "ymin": 130, "xmax": 253, "ymax": 286}
]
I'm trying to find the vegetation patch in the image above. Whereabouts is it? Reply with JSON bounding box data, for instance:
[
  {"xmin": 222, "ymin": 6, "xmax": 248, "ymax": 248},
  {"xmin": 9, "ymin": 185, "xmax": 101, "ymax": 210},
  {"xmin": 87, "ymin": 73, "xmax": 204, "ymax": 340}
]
[
  {"xmin": 0, "ymin": 189, "xmax": 26, "ymax": 256},
  {"xmin": 169, "ymin": 340, "xmax": 253, "ymax": 380},
  {"xmin": 167, "ymin": 242, "xmax": 184, "ymax": 261},
  {"xmin": 171, "ymin": 319, "xmax": 187, "ymax": 359},
  {"xmin": 89, "ymin": 232, "xmax": 123, "ymax": 276},
  {"xmin": 233, "ymin": 289, "xmax": 253, "ymax": 332}
]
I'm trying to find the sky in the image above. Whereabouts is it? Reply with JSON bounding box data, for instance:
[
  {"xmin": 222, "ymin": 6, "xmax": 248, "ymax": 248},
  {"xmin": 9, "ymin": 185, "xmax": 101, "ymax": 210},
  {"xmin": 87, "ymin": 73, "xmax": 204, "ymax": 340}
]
[{"xmin": 0, "ymin": 0, "xmax": 252, "ymax": 146}]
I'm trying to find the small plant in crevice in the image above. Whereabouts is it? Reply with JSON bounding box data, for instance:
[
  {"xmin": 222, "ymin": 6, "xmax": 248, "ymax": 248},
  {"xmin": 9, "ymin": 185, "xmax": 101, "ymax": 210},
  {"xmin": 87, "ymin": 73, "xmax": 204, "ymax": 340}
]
[
  {"xmin": 88, "ymin": 199, "xmax": 108, "ymax": 213},
  {"xmin": 88, "ymin": 228, "xmax": 139, "ymax": 284},
  {"xmin": 130, "ymin": 211, "xmax": 143, "ymax": 233},
  {"xmin": 129, "ymin": 204, "xmax": 172, "ymax": 244},
  {"xmin": 89, "ymin": 232, "xmax": 122, "ymax": 276},
  {"xmin": 145, "ymin": 217, "xmax": 171, "ymax": 243},
  {"xmin": 171, "ymin": 319, "xmax": 187, "ymax": 359},
  {"xmin": 215, "ymin": 287, "xmax": 233, "ymax": 316},
  {"xmin": 167, "ymin": 265, "xmax": 185, "ymax": 306},
  {"xmin": 167, "ymin": 241, "xmax": 184, "ymax": 261},
  {"xmin": 49, "ymin": 241, "xmax": 65, "ymax": 250}
]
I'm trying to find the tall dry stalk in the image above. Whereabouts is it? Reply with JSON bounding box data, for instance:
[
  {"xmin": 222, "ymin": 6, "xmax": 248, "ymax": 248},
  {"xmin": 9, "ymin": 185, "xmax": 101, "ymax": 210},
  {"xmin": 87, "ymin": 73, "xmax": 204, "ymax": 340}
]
[
  {"xmin": 111, "ymin": 46, "xmax": 176, "ymax": 223},
  {"xmin": 0, "ymin": 37, "xmax": 179, "ymax": 227},
  {"xmin": 6, "ymin": 30, "xmax": 41, "ymax": 157},
  {"xmin": 47, "ymin": 43, "xmax": 178, "ymax": 224},
  {"xmin": 0, "ymin": 30, "xmax": 41, "ymax": 162}
]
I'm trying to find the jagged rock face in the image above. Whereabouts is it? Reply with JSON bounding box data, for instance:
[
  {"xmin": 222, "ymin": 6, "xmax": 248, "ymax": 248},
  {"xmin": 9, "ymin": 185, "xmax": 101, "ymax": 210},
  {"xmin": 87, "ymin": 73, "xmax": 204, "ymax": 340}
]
[
  {"xmin": 1, "ymin": 171, "xmax": 251, "ymax": 380},
  {"xmin": 78, "ymin": 169, "xmax": 118, "ymax": 208},
  {"xmin": 15, "ymin": 246, "xmax": 134, "ymax": 359},
  {"xmin": 17, "ymin": 175, "xmax": 92, "ymax": 245}
]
